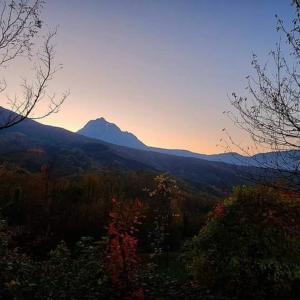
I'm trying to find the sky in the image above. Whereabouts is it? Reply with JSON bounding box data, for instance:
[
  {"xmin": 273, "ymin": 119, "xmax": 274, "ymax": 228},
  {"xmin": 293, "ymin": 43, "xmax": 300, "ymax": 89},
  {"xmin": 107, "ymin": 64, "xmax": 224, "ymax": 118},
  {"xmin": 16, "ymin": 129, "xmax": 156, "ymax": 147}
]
[{"xmin": 0, "ymin": 0, "xmax": 296, "ymax": 154}]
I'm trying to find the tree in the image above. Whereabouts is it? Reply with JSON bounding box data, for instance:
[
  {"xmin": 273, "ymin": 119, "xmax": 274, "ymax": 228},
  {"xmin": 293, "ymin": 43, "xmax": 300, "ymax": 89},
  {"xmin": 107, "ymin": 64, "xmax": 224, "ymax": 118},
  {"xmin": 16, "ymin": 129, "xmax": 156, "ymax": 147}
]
[
  {"xmin": 185, "ymin": 186, "xmax": 300, "ymax": 300},
  {"xmin": 148, "ymin": 174, "xmax": 181, "ymax": 266},
  {"xmin": 107, "ymin": 198, "xmax": 144, "ymax": 299},
  {"xmin": 0, "ymin": 0, "xmax": 68, "ymax": 130},
  {"xmin": 227, "ymin": 1, "xmax": 300, "ymax": 178}
]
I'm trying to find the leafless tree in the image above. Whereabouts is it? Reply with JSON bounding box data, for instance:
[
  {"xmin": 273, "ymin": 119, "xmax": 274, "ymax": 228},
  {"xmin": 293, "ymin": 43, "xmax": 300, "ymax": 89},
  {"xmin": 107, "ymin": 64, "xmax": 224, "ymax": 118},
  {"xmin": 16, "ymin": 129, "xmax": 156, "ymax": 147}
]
[
  {"xmin": 226, "ymin": 1, "xmax": 300, "ymax": 185},
  {"xmin": 0, "ymin": 0, "xmax": 68, "ymax": 130}
]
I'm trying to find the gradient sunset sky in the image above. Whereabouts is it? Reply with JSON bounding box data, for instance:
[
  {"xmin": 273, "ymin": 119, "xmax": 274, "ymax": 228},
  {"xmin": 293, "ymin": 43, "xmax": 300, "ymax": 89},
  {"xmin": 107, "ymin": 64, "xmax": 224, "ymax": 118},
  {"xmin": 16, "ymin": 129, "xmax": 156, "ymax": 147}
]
[{"xmin": 1, "ymin": 1, "xmax": 295, "ymax": 154}]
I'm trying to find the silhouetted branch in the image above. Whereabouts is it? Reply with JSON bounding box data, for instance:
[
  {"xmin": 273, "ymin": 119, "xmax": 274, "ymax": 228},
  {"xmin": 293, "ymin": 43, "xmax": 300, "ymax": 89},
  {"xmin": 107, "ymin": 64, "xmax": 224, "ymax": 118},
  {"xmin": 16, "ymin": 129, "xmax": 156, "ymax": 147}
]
[
  {"xmin": 0, "ymin": 0, "xmax": 43, "ymax": 65},
  {"xmin": 225, "ymin": 1, "xmax": 300, "ymax": 189},
  {"xmin": 0, "ymin": 30, "xmax": 68, "ymax": 129},
  {"xmin": 0, "ymin": 1, "xmax": 68, "ymax": 130}
]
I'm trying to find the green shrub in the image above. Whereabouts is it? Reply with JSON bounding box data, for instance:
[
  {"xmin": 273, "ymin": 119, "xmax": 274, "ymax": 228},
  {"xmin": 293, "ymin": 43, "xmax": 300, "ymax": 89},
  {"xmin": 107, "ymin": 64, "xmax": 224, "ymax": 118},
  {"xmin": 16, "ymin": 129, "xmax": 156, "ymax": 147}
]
[
  {"xmin": 35, "ymin": 238, "xmax": 110, "ymax": 299},
  {"xmin": 0, "ymin": 216, "xmax": 111, "ymax": 300},
  {"xmin": 184, "ymin": 186, "xmax": 300, "ymax": 300}
]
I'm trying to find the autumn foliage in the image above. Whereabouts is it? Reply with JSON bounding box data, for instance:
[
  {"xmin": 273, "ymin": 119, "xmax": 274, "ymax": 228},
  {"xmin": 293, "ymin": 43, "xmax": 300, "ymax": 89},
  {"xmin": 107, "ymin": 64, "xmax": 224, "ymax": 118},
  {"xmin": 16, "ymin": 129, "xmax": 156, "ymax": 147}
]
[
  {"xmin": 185, "ymin": 185, "xmax": 300, "ymax": 300},
  {"xmin": 107, "ymin": 198, "xmax": 144, "ymax": 299},
  {"xmin": 209, "ymin": 202, "xmax": 226, "ymax": 221}
]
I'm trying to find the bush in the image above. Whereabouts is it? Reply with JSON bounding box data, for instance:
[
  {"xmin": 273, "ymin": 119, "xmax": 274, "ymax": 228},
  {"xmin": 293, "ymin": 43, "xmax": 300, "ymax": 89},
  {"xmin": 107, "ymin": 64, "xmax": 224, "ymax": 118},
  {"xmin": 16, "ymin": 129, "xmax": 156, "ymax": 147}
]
[
  {"xmin": 185, "ymin": 186, "xmax": 300, "ymax": 300},
  {"xmin": 0, "ymin": 218, "xmax": 37, "ymax": 299},
  {"xmin": 0, "ymin": 216, "xmax": 111, "ymax": 300},
  {"xmin": 35, "ymin": 238, "xmax": 110, "ymax": 299}
]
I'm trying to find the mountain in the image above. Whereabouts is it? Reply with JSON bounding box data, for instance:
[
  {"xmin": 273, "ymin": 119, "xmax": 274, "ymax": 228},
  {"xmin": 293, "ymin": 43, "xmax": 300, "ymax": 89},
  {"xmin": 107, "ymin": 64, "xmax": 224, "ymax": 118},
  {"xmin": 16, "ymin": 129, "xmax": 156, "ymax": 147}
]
[
  {"xmin": 78, "ymin": 118, "xmax": 147, "ymax": 150},
  {"xmin": 77, "ymin": 117, "xmax": 245, "ymax": 163},
  {"xmin": 0, "ymin": 107, "xmax": 263, "ymax": 195},
  {"xmin": 77, "ymin": 117, "xmax": 300, "ymax": 170}
]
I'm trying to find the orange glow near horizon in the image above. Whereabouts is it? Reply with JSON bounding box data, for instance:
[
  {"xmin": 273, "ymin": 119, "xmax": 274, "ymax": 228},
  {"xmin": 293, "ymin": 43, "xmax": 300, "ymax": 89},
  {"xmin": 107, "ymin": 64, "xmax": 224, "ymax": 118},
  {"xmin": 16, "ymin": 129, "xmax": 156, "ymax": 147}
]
[{"xmin": 37, "ymin": 102, "xmax": 242, "ymax": 155}]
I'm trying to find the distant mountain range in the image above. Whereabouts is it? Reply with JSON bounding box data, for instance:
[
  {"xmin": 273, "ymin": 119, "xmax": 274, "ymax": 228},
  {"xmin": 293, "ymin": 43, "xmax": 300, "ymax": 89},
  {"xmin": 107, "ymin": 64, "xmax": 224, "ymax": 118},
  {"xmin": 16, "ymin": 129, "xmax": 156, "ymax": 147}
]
[
  {"xmin": 77, "ymin": 117, "xmax": 242, "ymax": 163},
  {"xmin": 0, "ymin": 107, "xmax": 296, "ymax": 196},
  {"xmin": 77, "ymin": 117, "xmax": 300, "ymax": 170},
  {"xmin": 0, "ymin": 107, "xmax": 265, "ymax": 196}
]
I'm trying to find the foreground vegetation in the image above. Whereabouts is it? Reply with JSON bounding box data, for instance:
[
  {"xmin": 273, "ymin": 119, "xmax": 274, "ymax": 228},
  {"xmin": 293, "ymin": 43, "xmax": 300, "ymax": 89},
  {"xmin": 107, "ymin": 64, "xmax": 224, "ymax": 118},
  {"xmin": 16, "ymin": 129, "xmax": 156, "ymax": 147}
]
[{"xmin": 0, "ymin": 167, "xmax": 299, "ymax": 299}]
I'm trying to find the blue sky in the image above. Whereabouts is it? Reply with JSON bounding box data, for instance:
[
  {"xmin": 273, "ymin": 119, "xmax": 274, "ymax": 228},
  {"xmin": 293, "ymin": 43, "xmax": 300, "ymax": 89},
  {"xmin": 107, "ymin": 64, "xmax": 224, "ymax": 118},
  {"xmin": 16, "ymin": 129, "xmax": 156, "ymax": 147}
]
[{"xmin": 28, "ymin": 1, "xmax": 296, "ymax": 153}]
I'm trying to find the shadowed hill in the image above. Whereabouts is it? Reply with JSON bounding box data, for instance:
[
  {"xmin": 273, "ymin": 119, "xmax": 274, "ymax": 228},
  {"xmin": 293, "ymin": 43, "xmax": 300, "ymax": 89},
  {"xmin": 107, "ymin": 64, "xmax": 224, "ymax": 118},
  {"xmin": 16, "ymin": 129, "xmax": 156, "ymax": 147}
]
[{"xmin": 0, "ymin": 107, "xmax": 262, "ymax": 195}]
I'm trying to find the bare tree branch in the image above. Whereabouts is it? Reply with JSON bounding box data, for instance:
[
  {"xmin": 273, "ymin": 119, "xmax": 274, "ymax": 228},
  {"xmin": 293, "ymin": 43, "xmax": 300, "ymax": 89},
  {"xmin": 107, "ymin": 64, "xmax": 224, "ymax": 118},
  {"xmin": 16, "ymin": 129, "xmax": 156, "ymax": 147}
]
[
  {"xmin": 226, "ymin": 1, "xmax": 300, "ymax": 189},
  {"xmin": 0, "ymin": 0, "xmax": 67, "ymax": 130}
]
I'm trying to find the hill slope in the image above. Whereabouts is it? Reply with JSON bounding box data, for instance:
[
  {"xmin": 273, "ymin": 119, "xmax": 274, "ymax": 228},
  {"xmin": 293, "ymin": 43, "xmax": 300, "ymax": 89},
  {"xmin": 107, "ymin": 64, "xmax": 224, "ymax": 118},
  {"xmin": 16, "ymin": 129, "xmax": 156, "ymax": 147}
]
[{"xmin": 0, "ymin": 108, "xmax": 263, "ymax": 195}]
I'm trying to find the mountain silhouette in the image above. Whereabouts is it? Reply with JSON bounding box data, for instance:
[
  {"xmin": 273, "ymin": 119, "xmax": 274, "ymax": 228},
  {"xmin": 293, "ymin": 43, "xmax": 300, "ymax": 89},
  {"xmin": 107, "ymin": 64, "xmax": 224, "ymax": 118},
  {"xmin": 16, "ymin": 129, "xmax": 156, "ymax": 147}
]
[{"xmin": 78, "ymin": 117, "xmax": 300, "ymax": 170}]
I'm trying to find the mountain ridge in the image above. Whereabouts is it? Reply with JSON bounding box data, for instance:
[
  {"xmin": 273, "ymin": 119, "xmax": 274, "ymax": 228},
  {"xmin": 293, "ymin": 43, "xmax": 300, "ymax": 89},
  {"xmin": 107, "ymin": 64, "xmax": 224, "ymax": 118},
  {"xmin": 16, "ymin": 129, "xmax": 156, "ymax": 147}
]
[
  {"xmin": 77, "ymin": 116, "xmax": 300, "ymax": 170},
  {"xmin": 77, "ymin": 117, "xmax": 246, "ymax": 164},
  {"xmin": 0, "ymin": 107, "xmax": 260, "ymax": 195}
]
